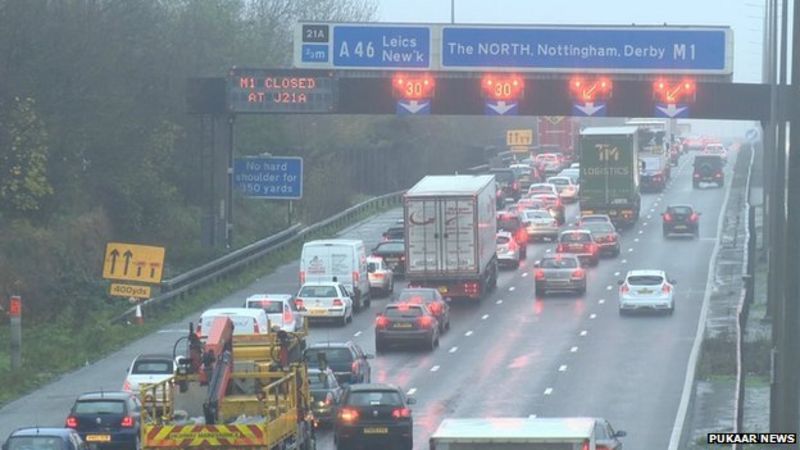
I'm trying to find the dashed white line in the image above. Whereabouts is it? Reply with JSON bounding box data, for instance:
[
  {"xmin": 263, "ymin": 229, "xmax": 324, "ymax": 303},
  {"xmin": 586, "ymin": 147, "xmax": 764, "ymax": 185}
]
[
  {"xmin": 590, "ymin": 313, "xmax": 597, "ymax": 319},
  {"xmin": 570, "ymin": 346, "xmax": 579, "ymax": 352},
  {"xmin": 509, "ymin": 286, "xmax": 516, "ymax": 292},
  {"xmin": 496, "ymin": 300, "xmax": 503, "ymax": 305},
  {"xmin": 628, "ymin": 248, "xmax": 634, "ymax": 252},
  {"xmin": 614, "ymin": 271, "xmax": 620, "ymax": 276},
  {"xmin": 465, "ymin": 330, "xmax": 474, "ymax": 336},
  {"xmin": 558, "ymin": 365, "xmax": 568, "ymax": 372},
  {"xmin": 606, "ymin": 285, "xmax": 613, "ymax": 291},
  {"xmin": 353, "ymin": 331, "xmax": 362, "ymax": 337},
  {"xmin": 638, "ymin": 230, "xmax": 644, "ymax": 234},
  {"xmin": 449, "ymin": 346, "xmax": 459, "ymax": 354},
  {"xmin": 157, "ymin": 329, "xmax": 185, "ymax": 334},
  {"xmin": 650, "ymin": 208, "xmax": 655, "ymax": 213},
  {"xmin": 521, "ymin": 272, "xmax": 529, "ymax": 277},
  {"xmin": 529, "ymin": 414, "xmax": 537, "ymax": 418},
  {"xmin": 544, "ymin": 388, "xmax": 553, "ymax": 395},
  {"xmin": 599, "ymin": 299, "xmax": 606, "ymax": 304},
  {"xmin": 647, "ymin": 215, "xmax": 652, "ymax": 219},
  {"xmin": 481, "ymin": 314, "xmax": 490, "ymax": 320},
  {"xmin": 430, "ymin": 365, "xmax": 441, "ymax": 372},
  {"xmin": 634, "ymin": 238, "xmax": 640, "ymax": 242},
  {"xmin": 580, "ymin": 330, "xmax": 588, "ymax": 336},
  {"xmin": 545, "ymin": 249, "xmax": 552, "ymax": 253},
  {"xmin": 643, "ymin": 222, "xmax": 649, "ymax": 226},
  {"xmin": 406, "ymin": 388, "xmax": 417, "ymax": 396},
  {"xmin": 621, "ymin": 259, "xmax": 628, "ymax": 264}
]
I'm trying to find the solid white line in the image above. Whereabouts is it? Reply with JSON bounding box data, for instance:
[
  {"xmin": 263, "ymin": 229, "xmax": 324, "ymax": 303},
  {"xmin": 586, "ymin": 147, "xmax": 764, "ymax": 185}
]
[
  {"xmin": 406, "ymin": 388, "xmax": 417, "ymax": 396},
  {"xmin": 430, "ymin": 365, "xmax": 440, "ymax": 372},
  {"xmin": 598, "ymin": 299, "xmax": 606, "ymax": 304},
  {"xmin": 580, "ymin": 330, "xmax": 588, "ymax": 336},
  {"xmin": 606, "ymin": 285, "xmax": 613, "ymax": 291},
  {"xmin": 496, "ymin": 300, "xmax": 503, "ymax": 304},
  {"xmin": 558, "ymin": 365, "xmax": 568, "ymax": 372},
  {"xmin": 529, "ymin": 414, "xmax": 537, "ymax": 418},
  {"xmin": 570, "ymin": 346, "xmax": 578, "ymax": 352},
  {"xmin": 521, "ymin": 272, "xmax": 529, "ymax": 277},
  {"xmin": 590, "ymin": 313, "xmax": 597, "ymax": 319},
  {"xmin": 544, "ymin": 388, "xmax": 553, "ymax": 395},
  {"xmin": 509, "ymin": 286, "xmax": 516, "ymax": 292},
  {"xmin": 353, "ymin": 331, "xmax": 362, "ymax": 337},
  {"xmin": 481, "ymin": 314, "xmax": 490, "ymax": 320},
  {"xmin": 465, "ymin": 330, "xmax": 473, "ymax": 336},
  {"xmin": 668, "ymin": 149, "xmax": 738, "ymax": 450},
  {"xmin": 156, "ymin": 329, "xmax": 186, "ymax": 334},
  {"xmin": 449, "ymin": 346, "xmax": 458, "ymax": 353}
]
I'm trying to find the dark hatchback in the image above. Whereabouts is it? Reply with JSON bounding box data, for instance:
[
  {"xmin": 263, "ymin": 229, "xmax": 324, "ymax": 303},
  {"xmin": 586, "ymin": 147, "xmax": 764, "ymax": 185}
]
[
  {"xmin": 334, "ymin": 384, "xmax": 415, "ymax": 450},
  {"xmin": 496, "ymin": 211, "xmax": 528, "ymax": 259},
  {"xmin": 488, "ymin": 168, "xmax": 521, "ymax": 201},
  {"xmin": 304, "ymin": 342, "xmax": 373, "ymax": 385},
  {"xmin": 309, "ymin": 367, "xmax": 343, "ymax": 426},
  {"xmin": 371, "ymin": 240, "xmax": 406, "ymax": 275},
  {"xmin": 65, "ymin": 391, "xmax": 141, "ymax": 450},
  {"xmin": 693, "ymin": 154, "xmax": 725, "ymax": 188},
  {"xmin": 375, "ymin": 303, "xmax": 440, "ymax": 352},
  {"xmin": 381, "ymin": 226, "xmax": 404, "ymax": 241},
  {"xmin": 662, "ymin": 204, "xmax": 701, "ymax": 238},
  {"xmin": 3, "ymin": 428, "xmax": 87, "ymax": 450},
  {"xmin": 393, "ymin": 287, "xmax": 450, "ymax": 333}
]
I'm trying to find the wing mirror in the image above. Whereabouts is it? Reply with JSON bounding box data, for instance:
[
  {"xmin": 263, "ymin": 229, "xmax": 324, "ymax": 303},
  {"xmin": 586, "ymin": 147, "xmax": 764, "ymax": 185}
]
[
  {"xmin": 617, "ymin": 279, "xmax": 624, "ymax": 285},
  {"xmin": 364, "ymin": 353, "xmax": 375, "ymax": 359},
  {"xmin": 376, "ymin": 312, "xmax": 383, "ymax": 317},
  {"xmin": 614, "ymin": 430, "xmax": 627, "ymax": 438}
]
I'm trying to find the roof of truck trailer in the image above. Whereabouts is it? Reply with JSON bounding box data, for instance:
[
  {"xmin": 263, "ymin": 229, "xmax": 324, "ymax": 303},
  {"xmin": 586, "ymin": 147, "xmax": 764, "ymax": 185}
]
[
  {"xmin": 406, "ymin": 175, "xmax": 494, "ymax": 195},
  {"xmin": 580, "ymin": 126, "xmax": 639, "ymax": 135},
  {"xmin": 431, "ymin": 418, "xmax": 594, "ymax": 441}
]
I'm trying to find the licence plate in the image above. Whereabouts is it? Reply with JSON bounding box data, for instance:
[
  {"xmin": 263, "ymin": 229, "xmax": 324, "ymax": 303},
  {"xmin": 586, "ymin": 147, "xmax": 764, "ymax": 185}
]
[
  {"xmin": 569, "ymin": 245, "xmax": 584, "ymax": 252},
  {"xmin": 639, "ymin": 289, "xmax": 653, "ymax": 295},
  {"xmin": 438, "ymin": 286, "xmax": 448, "ymax": 293},
  {"xmin": 86, "ymin": 435, "xmax": 111, "ymax": 443},
  {"xmin": 674, "ymin": 225, "xmax": 687, "ymax": 230},
  {"xmin": 308, "ymin": 309, "xmax": 327, "ymax": 316},
  {"xmin": 392, "ymin": 323, "xmax": 413, "ymax": 329},
  {"xmin": 363, "ymin": 427, "xmax": 389, "ymax": 434}
]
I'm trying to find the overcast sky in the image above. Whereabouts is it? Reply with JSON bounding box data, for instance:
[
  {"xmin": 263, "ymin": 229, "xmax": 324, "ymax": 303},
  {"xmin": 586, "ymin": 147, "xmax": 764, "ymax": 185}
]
[{"xmin": 376, "ymin": 0, "xmax": 780, "ymax": 84}]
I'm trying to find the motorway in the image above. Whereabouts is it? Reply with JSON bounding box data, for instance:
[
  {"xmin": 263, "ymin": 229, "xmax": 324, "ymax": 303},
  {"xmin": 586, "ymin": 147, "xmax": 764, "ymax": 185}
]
[{"xmin": 0, "ymin": 151, "xmax": 733, "ymax": 449}]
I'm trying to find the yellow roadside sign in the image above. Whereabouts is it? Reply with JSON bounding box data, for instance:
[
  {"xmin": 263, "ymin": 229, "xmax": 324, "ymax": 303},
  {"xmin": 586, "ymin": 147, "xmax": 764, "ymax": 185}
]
[
  {"xmin": 102, "ymin": 242, "xmax": 166, "ymax": 284},
  {"xmin": 544, "ymin": 116, "xmax": 565, "ymax": 125},
  {"xmin": 506, "ymin": 129, "xmax": 533, "ymax": 147},
  {"xmin": 510, "ymin": 146, "xmax": 530, "ymax": 153},
  {"xmin": 109, "ymin": 283, "xmax": 152, "ymax": 299}
]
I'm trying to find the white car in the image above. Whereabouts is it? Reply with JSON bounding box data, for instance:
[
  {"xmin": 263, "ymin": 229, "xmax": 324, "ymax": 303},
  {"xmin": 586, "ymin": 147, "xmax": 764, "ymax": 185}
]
[
  {"xmin": 367, "ymin": 255, "xmax": 394, "ymax": 295},
  {"xmin": 522, "ymin": 209, "xmax": 559, "ymax": 241},
  {"xmin": 296, "ymin": 281, "xmax": 354, "ymax": 326},
  {"xmin": 618, "ymin": 270, "xmax": 676, "ymax": 315},
  {"xmin": 122, "ymin": 353, "xmax": 179, "ymax": 405},
  {"xmin": 703, "ymin": 143, "xmax": 727, "ymax": 162},
  {"xmin": 557, "ymin": 168, "xmax": 580, "ymax": 185},
  {"xmin": 546, "ymin": 176, "xmax": 579, "ymax": 203},
  {"xmin": 527, "ymin": 183, "xmax": 559, "ymax": 197},
  {"xmin": 570, "ymin": 162, "xmax": 580, "ymax": 169},
  {"xmin": 535, "ymin": 153, "xmax": 562, "ymax": 173},
  {"xmin": 244, "ymin": 294, "xmax": 302, "ymax": 332},
  {"xmin": 198, "ymin": 307, "xmax": 270, "ymax": 337},
  {"xmin": 496, "ymin": 231, "xmax": 521, "ymax": 269}
]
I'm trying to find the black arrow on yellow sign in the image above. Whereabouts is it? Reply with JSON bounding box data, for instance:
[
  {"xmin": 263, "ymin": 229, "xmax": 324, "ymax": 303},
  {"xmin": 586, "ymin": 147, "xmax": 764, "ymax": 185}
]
[
  {"xmin": 109, "ymin": 249, "xmax": 120, "ymax": 273},
  {"xmin": 123, "ymin": 250, "xmax": 133, "ymax": 275}
]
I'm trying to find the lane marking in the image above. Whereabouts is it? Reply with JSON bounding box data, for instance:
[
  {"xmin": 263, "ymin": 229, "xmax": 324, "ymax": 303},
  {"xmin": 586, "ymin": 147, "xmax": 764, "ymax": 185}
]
[
  {"xmin": 614, "ymin": 272, "xmax": 620, "ymax": 276},
  {"xmin": 559, "ymin": 365, "xmax": 568, "ymax": 372},
  {"xmin": 496, "ymin": 300, "xmax": 503, "ymax": 304},
  {"xmin": 481, "ymin": 314, "xmax": 490, "ymax": 320},
  {"xmin": 650, "ymin": 208, "xmax": 655, "ymax": 213},
  {"xmin": 465, "ymin": 330, "xmax": 474, "ymax": 336},
  {"xmin": 643, "ymin": 222, "xmax": 649, "ymax": 226},
  {"xmin": 529, "ymin": 414, "xmax": 537, "ymax": 418},
  {"xmin": 606, "ymin": 285, "xmax": 613, "ymax": 291},
  {"xmin": 353, "ymin": 331, "xmax": 362, "ymax": 337},
  {"xmin": 580, "ymin": 330, "xmax": 588, "ymax": 336},
  {"xmin": 590, "ymin": 313, "xmax": 597, "ymax": 319},
  {"xmin": 544, "ymin": 388, "xmax": 553, "ymax": 395},
  {"xmin": 157, "ymin": 329, "xmax": 186, "ymax": 334},
  {"xmin": 509, "ymin": 286, "xmax": 516, "ymax": 292},
  {"xmin": 545, "ymin": 249, "xmax": 552, "ymax": 253},
  {"xmin": 521, "ymin": 272, "xmax": 529, "ymax": 277},
  {"xmin": 599, "ymin": 299, "xmax": 606, "ymax": 304},
  {"xmin": 430, "ymin": 365, "xmax": 441, "ymax": 372},
  {"xmin": 621, "ymin": 259, "xmax": 627, "ymax": 264},
  {"xmin": 449, "ymin": 346, "xmax": 459, "ymax": 353},
  {"xmin": 647, "ymin": 215, "xmax": 652, "ymax": 219},
  {"xmin": 634, "ymin": 238, "xmax": 640, "ymax": 242},
  {"xmin": 570, "ymin": 346, "xmax": 579, "ymax": 352},
  {"xmin": 406, "ymin": 388, "xmax": 417, "ymax": 396},
  {"xmin": 638, "ymin": 230, "xmax": 644, "ymax": 234},
  {"xmin": 628, "ymin": 248, "xmax": 634, "ymax": 252}
]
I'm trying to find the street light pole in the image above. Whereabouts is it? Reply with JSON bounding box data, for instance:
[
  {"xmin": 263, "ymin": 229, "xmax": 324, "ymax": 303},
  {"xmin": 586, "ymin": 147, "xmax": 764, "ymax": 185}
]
[{"xmin": 451, "ymin": 0, "xmax": 455, "ymax": 24}]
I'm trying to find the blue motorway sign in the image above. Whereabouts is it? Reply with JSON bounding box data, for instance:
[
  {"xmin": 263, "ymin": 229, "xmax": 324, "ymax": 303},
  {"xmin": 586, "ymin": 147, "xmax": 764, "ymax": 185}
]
[
  {"xmin": 294, "ymin": 23, "xmax": 732, "ymax": 75},
  {"xmin": 485, "ymin": 101, "xmax": 518, "ymax": 116},
  {"xmin": 573, "ymin": 102, "xmax": 607, "ymax": 117},
  {"xmin": 234, "ymin": 156, "xmax": 303, "ymax": 200},
  {"xmin": 655, "ymin": 103, "xmax": 690, "ymax": 118},
  {"xmin": 397, "ymin": 100, "xmax": 431, "ymax": 115}
]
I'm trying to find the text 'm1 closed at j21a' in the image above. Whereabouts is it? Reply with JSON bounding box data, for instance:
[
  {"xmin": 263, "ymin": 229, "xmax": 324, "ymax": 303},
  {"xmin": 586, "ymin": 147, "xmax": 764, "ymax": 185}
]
[{"xmin": 227, "ymin": 68, "xmax": 337, "ymax": 114}]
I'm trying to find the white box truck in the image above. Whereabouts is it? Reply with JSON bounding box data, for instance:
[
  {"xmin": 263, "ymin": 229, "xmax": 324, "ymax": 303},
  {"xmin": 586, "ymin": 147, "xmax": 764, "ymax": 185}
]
[
  {"xmin": 299, "ymin": 239, "xmax": 371, "ymax": 310},
  {"xmin": 404, "ymin": 175, "xmax": 497, "ymax": 301}
]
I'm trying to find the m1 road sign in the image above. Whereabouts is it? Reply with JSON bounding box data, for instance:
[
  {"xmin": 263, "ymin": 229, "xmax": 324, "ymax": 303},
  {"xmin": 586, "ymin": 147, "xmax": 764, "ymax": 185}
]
[
  {"xmin": 507, "ymin": 129, "xmax": 533, "ymax": 146},
  {"xmin": 103, "ymin": 243, "xmax": 166, "ymax": 284},
  {"xmin": 234, "ymin": 156, "xmax": 303, "ymax": 200},
  {"xmin": 295, "ymin": 22, "xmax": 732, "ymax": 75}
]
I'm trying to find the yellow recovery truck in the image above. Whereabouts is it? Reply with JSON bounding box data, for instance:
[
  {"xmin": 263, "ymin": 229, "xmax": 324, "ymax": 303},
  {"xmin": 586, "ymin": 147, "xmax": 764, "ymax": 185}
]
[{"xmin": 138, "ymin": 317, "xmax": 316, "ymax": 450}]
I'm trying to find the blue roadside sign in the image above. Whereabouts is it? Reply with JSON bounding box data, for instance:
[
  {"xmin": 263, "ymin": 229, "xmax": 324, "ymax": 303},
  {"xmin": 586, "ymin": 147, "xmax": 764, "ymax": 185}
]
[{"xmin": 233, "ymin": 156, "xmax": 303, "ymax": 200}]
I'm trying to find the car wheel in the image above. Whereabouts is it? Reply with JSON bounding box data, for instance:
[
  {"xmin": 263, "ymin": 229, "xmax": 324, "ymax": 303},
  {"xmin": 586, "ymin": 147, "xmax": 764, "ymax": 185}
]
[
  {"xmin": 375, "ymin": 339, "xmax": 385, "ymax": 354},
  {"xmin": 520, "ymin": 247, "xmax": 527, "ymax": 259},
  {"xmin": 445, "ymin": 318, "xmax": 451, "ymax": 330},
  {"xmin": 577, "ymin": 285, "xmax": 586, "ymax": 295},
  {"xmin": 619, "ymin": 308, "xmax": 626, "ymax": 316},
  {"xmin": 663, "ymin": 229, "xmax": 669, "ymax": 238},
  {"xmin": 513, "ymin": 259, "xmax": 520, "ymax": 269},
  {"xmin": 340, "ymin": 314, "xmax": 348, "ymax": 327},
  {"xmin": 693, "ymin": 181, "xmax": 699, "ymax": 189},
  {"xmin": 535, "ymin": 287, "xmax": 545, "ymax": 297},
  {"xmin": 427, "ymin": 334, "xmax": 437, "ymax": 351},
  {"xmin": 668, "ymin": 303, "xmax": 675, "ymax": 315},
  {"xmin": 389, "ymin": 279, "xmax": 394, "ymax": 294}
]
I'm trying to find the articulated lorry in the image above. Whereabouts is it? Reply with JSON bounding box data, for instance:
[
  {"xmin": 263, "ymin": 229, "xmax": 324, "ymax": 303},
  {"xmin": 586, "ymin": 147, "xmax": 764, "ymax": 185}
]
[
  {"xmin": 578, "ymin": 126, "xmax": 641, "ymax": 228},
  {"xmin": 404, "ymin": 175, "xmax": 497, "ymax": 301}
]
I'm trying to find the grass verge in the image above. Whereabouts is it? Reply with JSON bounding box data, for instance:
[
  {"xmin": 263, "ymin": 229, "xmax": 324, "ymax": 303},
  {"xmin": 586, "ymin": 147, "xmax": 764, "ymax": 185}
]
[{"xmin": 0, "ymin": 202, "xmax": 398, "ymax": 407}]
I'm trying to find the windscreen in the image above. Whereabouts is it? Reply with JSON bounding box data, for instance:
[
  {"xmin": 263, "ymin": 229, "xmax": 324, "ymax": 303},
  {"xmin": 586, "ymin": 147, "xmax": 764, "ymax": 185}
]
[
  {"xmin": 367, "ymin": 262, "xmax": 380, "ymax": 272},
  {"xmin": 525, "ymin": 211, "xmax": 551, "ymax": 220},
  {"xmin": 7, "ymin": 437, "xmax": 67, "ymax": 450},
  {"xmin": 491, "ymin": 171, "xmax": 514, "ymax": 183},
  {"xmin": 497, "ymin": 216, "xmax": 520, "ymax": 231},
  {"xmin": 347, "ymin": 390, "xmax": 403, "ymax": 406},
  {"xmin": 549, "ymin": 178, "xmax": 569, "ymax": 186},
  {"xmin": 583, "ymin": 223, "xmax": 614, "ymax": 234},
  {"xmin": 308, "ymin": 372, "xmax": 329, "ymax": 389},
  {"xmin": 74, "ymin": 400, "xmax": 125, "ymax": 415},
  {"xmin": 541, "ymin": 258, "xmax": 578, "ymax": 269},
  {"xmin": 628, "ymin": 275, "xmax": 664, "ymax": 286},
  {"xmin": 298, "ymin": 285, "xmax": 338, "ymax": 297},
  {"xmin": 560, "ymin": 233, "xmax": 591, "ymax": 243},
  {"xmin": 305, "ymin": 348, "xmax": 353, "ymax": 367},
  {"xmin": 669, "ymin": 206, "xmax": 693, "ymax": 215},
  {"xmin": 247, "ymin": 299, "xmax": 283, "ymax": 313},
  {"xmin": 375, "ymin": 242, "xmax": 404, "ymax": 253},
  {"xmin": 132, "ymin": 359, "xmax": 173, "ymax": 375},
  {"xmin": 385, "ymin": 228, "xmax": 404, "ymax": 239},
  {"xmin": 398, "ymin": 290, "xmax": 437, "ymax": 302}
]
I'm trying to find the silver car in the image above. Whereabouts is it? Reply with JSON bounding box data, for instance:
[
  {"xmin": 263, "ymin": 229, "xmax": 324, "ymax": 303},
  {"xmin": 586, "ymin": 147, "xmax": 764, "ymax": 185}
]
[
  {"xmin": 522, "ymin": 209, "xmax": 559, "ymax": 241},
  {"xmin": 534, "ymin": 254, "xmax": 587, "ymax": 295},
  {"xmin": 496, "ymin": 231, "xmax": 521, "ymax": 269},
  {"xmin": 367, "ymin": 256, "xmax": 394, "ymax": 295}
]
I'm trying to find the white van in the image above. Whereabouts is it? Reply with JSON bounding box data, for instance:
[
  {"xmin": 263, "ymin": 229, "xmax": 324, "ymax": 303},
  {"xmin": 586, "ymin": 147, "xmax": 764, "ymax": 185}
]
[
  {"xmin": 198, "ymin": 308, "xmax": 270, "ymax": 338},
  {"xmin": 300, "ymin": 239, "xmax": 370, "ymax": 311}
]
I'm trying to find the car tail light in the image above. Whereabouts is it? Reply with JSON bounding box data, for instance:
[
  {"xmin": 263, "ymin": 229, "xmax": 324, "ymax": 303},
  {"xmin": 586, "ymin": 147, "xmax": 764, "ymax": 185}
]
[
  {"xmin": 715, "ymin": 172, "xmax": 722, "ymax": 178},
  {"xmin": 516, "ymin": 229, "xmax": 528, "ymax": 243},
  {"xmin": 66, "ymin": 416, "xmax": 78, "ymax": 428},
  {"xmin": 571, "ymin": 269, "xmax": 585, "ymax": 279},
  {"xmin": 338, "ymin": 408, "xmax": 359, "ymax": 423},
  {"xmin": 663, "ymin": 213, "xmax": 673, "ymax": 222},
  {"xmin": 464, "ymin": 281, "xmax": 479, "ymax": 295},
  {"xmin": 352, "ymin": 361, "xmax": 359, "ymax": 374},
  {"xmin": 122, "ymin": 379, "xmax": 132, "ymax": 392},
  {"xmin": 693, "ymin": 173, "xmax": 700, "ymax": 178},
  {"xmin": 556, "ymin": 244, "xmax": 565, "ymax": 252},
  {"xmin": 690, "ymin": 213, "xmax": 699, "ymax": 222},
  {"xmin": 418, "ymin": 316, "xmax": 434, "ymax": 328},
  {"xmin": 353, "ymin": 271, "xmax": 360, "ymax": 283},
  {"xmin": 333, "ymin": 298, "xmax": 344, "ymax": 307},
  {"xmin": 662, "ymin": 284, "xmax": 672, "ymax": 294},
  {"xmin": 582, "ymin": 441, "xmax": 590, "ymax": 450},
  {"xmin": 512, "ymin": 181, "xmax": 519, "ymax": 190},
  {"xmin": 596, "ymin": 446, "xmax": 611, "ymax": 450},
  {"xmin": 429, "ymin": 303, "xmax": 441, "ymax": 314},
  {"xmin": 372, "ymin": 272, "xmax": 385, "ymax": 279},
  {"xmin": 283, "ymin": 307, "xmax": 293, "ymax": 324},
  {"xmin": 295, "ymin": 298, "xmax": 305, "ymax": 310},
  {"xmin": 121, "ymin": 416, "xmax": 135, "ymax": 428},
  {"xmin": 400, "ymin": 255, "xmax": 405, "ymax": 261},
  {"xmin": 586, "ymin": 244, "xmax": 597, "ymax": 254},
  {"xmin": 325, "ymin": 393, "xmax": 334, "ymax": 405},
  {"xmin": 555, "ymin": 199, "xmax": 562, "ymax": 208},
  {"xmin": 300, "ymin": 271, "xmax": 306, "ymax": 284},
  {"xmin": 535, "ymin": 269, "xmax": 545, "ymax": 281},
  {"xmin": 376, "ymin": 316, "xmax": 389, "ymax": 329},
  {"xmin": 620, "ymin": 283, "xmax": 630, "ymax": 294},
  {"xmin": 392, "ymin": 407, "xmax": 412, "ymax": 419},
  {"xmin": 653, "ymin": 175, "xmax": 662, "ymax": 182}
]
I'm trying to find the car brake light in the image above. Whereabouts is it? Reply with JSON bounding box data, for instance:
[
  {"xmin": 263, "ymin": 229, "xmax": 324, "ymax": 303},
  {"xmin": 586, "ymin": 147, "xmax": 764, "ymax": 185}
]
[
  {"xmin": 122, "ymin": 380, "xmax": 132, "ymax": 392},
  {"xmin": 571, "ymin": 269, "xmax": 585, "ymax": 279},
  {"xmin": 373, "ymin": 272, "xmax": 385, "ymax": 279},
  {"xmin": 352, "ymin": 361, "xmax": 359, "ymax": 374},
  {"xmin": 715, "ymin": 172, "xmax": 722, "ymax": 178},
  {"xmin": 690, "ymin": 213, "xmax": 699, "ymax": 222},
  {"xmin": 339, "ymin": 408, "xmax": 359, "ymax": 423},
  {"xmin": 392, "ymin": 407, "xmax": 412, "ymax": 419},
  {"xmin": 353, "ymin": 271, "xmax": 360, "ymax": 283},
  {"xmin": 693, "ymin": 173, "xmax": 700, "ymax": 178},
  {"xmin": 516, "ymin": 229, "xmax": 527, "ymax": 243},
  {"xmin": 299, "ymin": 271, "xmax": 306, "ymax": 284},
  {"xmin": 586, "ymin": 243, "xmax": 597, "ymax": 253},
  {"xmin": 535, "ymin": 269, "xmax": 545, "ymax": 280},
  {"xmin": 556, "ymin": 244, "xmax": 565, "ymax": 252},
  {"xmin": 333, "ymin": 298, "xmax": 344, "ymax": 307},
  {"xmin": 418, "ymin": 316, "xmax": 434, "ymax": 328},
  {"xmin": 283, "ymin": 307, "xmax": 293, "ymax": 324},
  {"xmin": 120, "ymin": 416, "xmax": 135, "ymax": 428},
  {"xmin": 582, "ymin": 441, "xmax": 590, "ymax": 450},
  {"xmin": 663, "ymin": 213, "xmax": 673, "ymax": 222},
  {"xmin": 376, "ymin": 316, "xmax": 389, "ymax": 328},
  {"xmin": 620, "ymin": 283, "xmax": 630, "ymax": 294},
  {"xmin": 295, "ymin": 298, "xmax": 305, "ymax": 310},
  {"xmin": 325, "ymin": 393, "xmax": 334, "ymax": 405},
  {"xmin": 429, "ymin": 303, "xmax": 441, "ymax": 314},
  {"xmin": 66, "ymin": 416, "xmax": 78, "ymax": 428},
  {"xmin": 662, "ymin": 284, "xmax": 672, "ymax": 294}
]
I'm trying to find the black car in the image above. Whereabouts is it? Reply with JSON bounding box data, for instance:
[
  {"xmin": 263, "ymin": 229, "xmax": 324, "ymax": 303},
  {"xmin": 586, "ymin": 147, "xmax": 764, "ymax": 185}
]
[
  {"xmin": 309, "ymin": 367, "xmax": 344, "ymax": 427},
  {"xmin": 334, "ymin": 383, "xmax": 415, "ymax": 450},
  {"xmin": 488, "ymin": 168, "xmax": 521, "ymax": 201},
  {"xmin": 394, "ymin": 287, "xmax": 450, "ymax": 332},
  {"xmin": 375, "ymin": 303, "xmax": 440, "ymax": 352},
  {"xmin": 693, "ymin": 154, "xmax": 725, "ymax": 188},
  {"xmin": 381, "ymin": 226, "xmax": 404, "ymax": 241},
  {"xmin": 3, "ymin": 427, "xmax": 87, "ymax": 450},
  {"xmin": 65, "ymin": 391, "xmax": 141, "ymax": 450},
  {"xmin": 580, "ymin": 222, "xmax": 620, "ymax": 257},
  {"xmin": 304, "ymin": 341, "xmax": 373, "ymax": 385},
  {"xmin": 662, "ymin": 204, "xmax": 701, "ymax": 238},
  {"xmin": 371, "ymin": 240, "xmax": 405, "ymax": 275}
]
